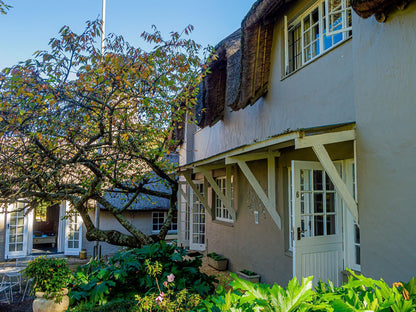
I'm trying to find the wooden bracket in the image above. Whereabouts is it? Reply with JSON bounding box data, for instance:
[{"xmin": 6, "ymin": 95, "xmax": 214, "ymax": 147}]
[
  {"xmin": 198, "ymin": 168, "xmax": 236, "ymax": 220},
  {"xmin": 228, "ymin": 153, "xmax": 282, "ymax": 229},
  {"xmin": 312, "ymin": 144, "xmax": 359, "ymax": 222},
  {"xmin": 183, "ymin": 173, "xmax": 212, "ymax": 216}
]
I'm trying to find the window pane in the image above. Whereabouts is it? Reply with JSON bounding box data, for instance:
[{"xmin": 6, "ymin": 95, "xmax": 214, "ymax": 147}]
[
  {"xmin": 301, "ymin": 192, "xmax": 312, "ymax": 214},
  {"xmin": 314, "ymin": 215, "xmax": 324, "ymax": 236},
  {"xmin": 354, "ymin": 224, "xmax": 360, "ymax": 243},
  {"xmin": 326, "ymin": 214, "xmax": 336, "ymax": 235},
  {"xmin": 314, "ymin": 193, "xmax": 324, "ymax": 213},
  {"xmin": 326, "ymin": 193, "xmax": 336, "ymax": 212},
  {"xmin": 325, "ymin": 173, "xmax": 334, "ymax": 190},
  {"xmin": 301, "ymin": 216, "xmax": 312, "ymax": 238},
  {"xmin": 313, "ymin": 171, "xmax": 323, "ymax": 190},
  {"xmin": 355, "ymin": 246, "xmax": 361, "ymax": 265}
]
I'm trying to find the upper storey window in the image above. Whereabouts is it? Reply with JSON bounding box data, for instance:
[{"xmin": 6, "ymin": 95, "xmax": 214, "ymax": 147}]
[{"xmin": 285, "ymin": 0, "xmax": 352, "ymax": 75}]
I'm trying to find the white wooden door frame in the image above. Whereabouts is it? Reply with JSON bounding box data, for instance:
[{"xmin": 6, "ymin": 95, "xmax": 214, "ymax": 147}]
[
  {"xmin": 63, "ymin": 201, "xmax": 83, "ymax": 256},
  {"xmin": 292, "ymin": 160, "xmax": 344, "ymax": 286},
  {"xmin": 189, "ymin": 181, "xmax": 206, "ymax": 251},
  {"xmin": 5, "ymin": 202, "xmax": 30, "ymax": 259}
]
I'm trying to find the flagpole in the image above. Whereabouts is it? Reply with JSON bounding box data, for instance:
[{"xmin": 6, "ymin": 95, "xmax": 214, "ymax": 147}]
[
  {"xmin": 94, "ymin": 0, "xmax": 106, "ymax": 260},
  {"xmin": 101, "ymin": 0, "xmax": 106, "ymax": 56}
]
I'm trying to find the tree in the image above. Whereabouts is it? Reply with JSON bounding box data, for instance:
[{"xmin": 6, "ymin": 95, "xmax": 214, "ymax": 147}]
[
  {"xmin": 0, "ymin": 1, "xmax": 11, "ymax": 15},
  {"xmin": 0, "ymin": 20, "xmax": 208, "ymax": 247}
]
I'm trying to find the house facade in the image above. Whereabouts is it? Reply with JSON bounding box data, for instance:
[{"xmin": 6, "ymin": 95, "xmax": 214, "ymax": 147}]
[
  {"xmin": 178, "ymin": 0, "xmax": 416, "ymax": 285},
  {"xmin": 0, "ymin": 187, "xmax": 177, "ymax": 260}
]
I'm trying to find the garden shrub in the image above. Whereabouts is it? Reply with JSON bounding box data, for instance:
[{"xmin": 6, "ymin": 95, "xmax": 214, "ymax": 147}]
[
  {"xmin": 69, "ymin": 241, "xmax": 216, "ymax": 306},
  {"xmin": 199, "ymin": 269, "xmax": 416, "ymax": 312}
]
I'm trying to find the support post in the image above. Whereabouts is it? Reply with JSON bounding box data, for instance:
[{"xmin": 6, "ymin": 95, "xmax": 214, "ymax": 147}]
[{"xmin": 312, "ymin": 144, "xmax": 359, "ymax": 222}]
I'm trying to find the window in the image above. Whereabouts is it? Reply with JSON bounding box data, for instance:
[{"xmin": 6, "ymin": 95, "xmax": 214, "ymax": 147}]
[
  {"xmin": 214, "ymin": 176, "xmax": 234, "ymax": 223},
  {"xmin": 285, "ymin": 0, "xmax": 352, "ymax": 75},
  {"xmin": 288, "ymin": 167, "xmax": 294, "ymax": 251},
  {"xmin": 348, "ymin": 161, "xmax": 361, "ymax": 271},
  {"xmin": 152, "ymin": 212, "xmax": 177, "ymax": 234}
]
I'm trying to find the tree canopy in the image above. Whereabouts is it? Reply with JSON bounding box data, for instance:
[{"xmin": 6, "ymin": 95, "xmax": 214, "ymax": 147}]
[
  {"xmin": 0, "ymin": 20, "xmax": 208, "ymax": 247},
  {"xmin": 0, "ymin": 1, "xmax": 11, "ymax": 15}
]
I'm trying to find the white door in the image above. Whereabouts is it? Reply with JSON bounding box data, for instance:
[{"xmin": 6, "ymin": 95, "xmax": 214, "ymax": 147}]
[
  {"xmin": 292, "ymin": 161, "xmax": 343, "ymax": 286},
  {"xmin": 189, "ymin": 182, "xmax": 206, "ymax": 251},
  {"xmin": 64, "ymin": 202, "xmax": 83, "ymax": 256},
  {"xmin": 5, "ymin": 202, "xmax": 29, "ymax": 259}
]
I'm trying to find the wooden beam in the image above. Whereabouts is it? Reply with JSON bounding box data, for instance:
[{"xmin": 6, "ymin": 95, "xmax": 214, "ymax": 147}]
[
  {"xmin": 180, "ymin": 132, "xmax": 298, "ymax": 170},
  {"xmin": 193, "ymin": 164, "xmax": 227, "ymax": 173},
  {"xmin": 232, "ymin": 158, "xmax": 282, "ymax": 229},
  {"xmin": 225, "ymin": 151, "xmax": 280, "ymax": 164},
  {"xmin": 268, "ymin": 154, "xmax": 276, "ymax": 212},
  {"xmin": 295, "ymin": 130, "xmax": 356, "ymax": 149},
  {"xmin": 198, "ymin": 168, "xmax": 236, "ymax": 220},
  {"xmin": 183, "ymin": 173, "xmax": 212, "ymax": 216},
  {"xmin": 312, "ymin": 144, "xmax": 359, "ymax": 222}
]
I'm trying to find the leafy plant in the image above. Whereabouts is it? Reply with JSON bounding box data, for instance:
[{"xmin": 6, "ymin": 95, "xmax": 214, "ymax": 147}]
[
  {"xmin": 24, "ymin": 256, "xmax": 72, "ymax": 303},
  {"xmin": 240, "ymin": 270, "xmax": 258, "ymax": 277},
  {"xmin": 207, "ymin": 253, "xmax": 227, "ymax": 261},
  {"xmin": 70, "ymin": 242, "xmax": 216, "ymax": 306},
  {"xmin": 200, "ymin": 273, "xmax": 315, "ymax": 312}
]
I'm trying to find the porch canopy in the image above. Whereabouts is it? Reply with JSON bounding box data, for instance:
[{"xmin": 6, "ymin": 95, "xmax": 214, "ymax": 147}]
[{"xmin": 179, "ymin": 123, "xmax": 358, "ymax": 230}]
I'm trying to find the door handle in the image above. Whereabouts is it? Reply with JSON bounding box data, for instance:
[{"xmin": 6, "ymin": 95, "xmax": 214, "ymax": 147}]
[{"xmin": 297, "ymin": 227, "xmax": 307, "ymax": 240}]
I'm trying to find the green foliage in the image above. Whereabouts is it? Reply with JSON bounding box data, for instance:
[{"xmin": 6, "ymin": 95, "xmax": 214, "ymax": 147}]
[
  {"xmin": 0, "ymin": 20, "xmax": 211, "ymax": 247},
  {"xmin": 24, "ymin": 256, "xmax": 72, "ymax": 303},
  {"xmin": 240, "ymin": 269, "xmax": 258, "ymax": 277},
  {"xmin": 200, "ymin": 270, "xmax": 416, "ymax": 312},
  {"xmin": 201, "ymin": 273, "xmax": 314, "ymax": 312},
  {"xmin": 0, "ymin": 0, "xmax": 11, "ymax": 15},
  {"xmin": 69, "ymin": 242, "xmax": 216, "ymax": 307},
  {"xmin": 207, "ymin": 252, "xmax": 227, "ymax": 261}
]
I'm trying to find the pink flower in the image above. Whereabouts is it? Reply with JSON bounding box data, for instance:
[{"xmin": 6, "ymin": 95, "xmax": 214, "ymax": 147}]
[
  {"xmin": 167, "ymin": 273, "xmax": 175, "ymax": 283},
  {"xmin": 156, "ymin": 292, "xmax": 164, "ymax": 303},
  {"xmin": 163, "ymin": 281, "xmax": 168, "ymax": 287}
]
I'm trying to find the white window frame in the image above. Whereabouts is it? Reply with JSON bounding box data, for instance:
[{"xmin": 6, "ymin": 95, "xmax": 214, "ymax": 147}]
[
  {"xmin": 343, "ymin": 159, "xmax": 361, "ymax": 271},
  {"xmin": 284, "ymin": 0, "xmax": 352, "ymax": 75},
  {"xmin": 152, "ymin": 211, "xmax": 178, "ymax": 234},
  {"xmin": 325, "ymin": 0, "xmax": 352, "ymax": 36},
  {"xmin": 214, "ymin": 176, "xmax": 234, "ymax": 223},
  {"xmin": 288, "ymin": 167, "xmax": 295, "ymax": 251}
]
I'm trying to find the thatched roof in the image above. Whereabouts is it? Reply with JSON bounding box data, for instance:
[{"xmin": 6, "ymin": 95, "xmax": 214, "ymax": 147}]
[
  {"xmin": 196, "ymin": 0, "xmax": 286, "ymax": 120},
  {"xmin": 195, "ymin": 0, "xmax": 403, "ymax": 130},
  {"xmin": 351, "ymin": 0, "xmax": 409, "ymax": 21},
  {"xmin": 195, "ymin": 29, "xmax": 242, "ymax": 127}
]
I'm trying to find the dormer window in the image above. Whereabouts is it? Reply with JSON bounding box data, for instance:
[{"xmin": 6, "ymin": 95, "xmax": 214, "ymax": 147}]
[{"xmin": 284, "ymin": 0, "xmax": 352, "ymax": 75}]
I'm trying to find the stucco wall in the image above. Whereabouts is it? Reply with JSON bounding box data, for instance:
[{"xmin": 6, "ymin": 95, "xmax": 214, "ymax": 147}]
[
  {"xmin": 353, "ymin": 3, "xmax": 416, "ymax": 283},
  {"xmin": 189, "ymin": 0, "xmax": 355, "ymax": 164},
  {"xmin": 205, "ymin": 143, "xmax": 353, "ymax": 285},
  {"xmin": 82, "ymin": 210, "xmax": 153, "ymax": 257}
]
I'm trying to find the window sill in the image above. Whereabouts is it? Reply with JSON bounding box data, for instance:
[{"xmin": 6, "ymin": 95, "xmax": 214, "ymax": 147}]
[
  {"xmin": 212, "ymin": 219, "xmax": 234, "ymax": 227},
  {"xmin": 281, "ymin": 36, "xmax": 352, "ymax": 81},
  {"xmin": 152, "ymin": 230, "xmax": 178, "ymax": 235}
]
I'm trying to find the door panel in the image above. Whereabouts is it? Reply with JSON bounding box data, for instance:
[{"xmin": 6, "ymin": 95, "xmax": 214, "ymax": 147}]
[
  {"xmin": 5, "ymin": 202, "xmax": 28, "ymax": 259},
  {"xmin": 189, "ymin": 182, "xmax": 206, "ymax": 251},
  {"xmin": 64, "ymin": 202, "xmax": 83, "ymax": 256},
  {"xmin": 292, "ymin": 161, "xmax": 343, "ymax": 286}
]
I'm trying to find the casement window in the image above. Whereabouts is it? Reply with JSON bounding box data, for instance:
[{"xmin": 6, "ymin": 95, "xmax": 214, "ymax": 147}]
[
  {"xmin": 345, "ymin": 160, "xmax": 361, "ymax": 271},
  {"xmin": 284, "ymin": 0, "xmax": 352, "ymax": 75},
  {"xmin": 214, "ymin": 176, "xmax": 234, "ymax": 223},
  {"xmin": 152, "ymin": 211, "xmax": 178, "ymax": 234}
]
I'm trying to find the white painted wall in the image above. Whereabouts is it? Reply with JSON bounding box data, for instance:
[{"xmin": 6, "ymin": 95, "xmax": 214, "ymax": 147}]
[
  {"xmin": 353, "ymin": 3, "xmax": 416, "ymax": 283},
  {"xmin": 188, "ymin": 0, "xmax": 355, "ymax": 164}
]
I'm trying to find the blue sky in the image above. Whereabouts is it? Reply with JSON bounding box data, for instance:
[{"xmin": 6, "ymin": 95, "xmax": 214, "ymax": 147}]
[{"xmin": 0, "ymin": 0, "xmax": 255, "ymax": 70}]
